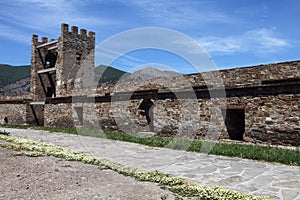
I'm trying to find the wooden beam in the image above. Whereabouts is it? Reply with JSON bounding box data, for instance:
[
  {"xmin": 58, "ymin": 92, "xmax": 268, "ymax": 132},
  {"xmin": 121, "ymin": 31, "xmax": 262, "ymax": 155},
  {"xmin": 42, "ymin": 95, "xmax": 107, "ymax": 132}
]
[
  {"xmin": 38, "ymin": 67, "xmax": 56, "ymax": 74},
  {"xmin": 36, "ymin": 40, "xmax": 58, "ymax": 48}
]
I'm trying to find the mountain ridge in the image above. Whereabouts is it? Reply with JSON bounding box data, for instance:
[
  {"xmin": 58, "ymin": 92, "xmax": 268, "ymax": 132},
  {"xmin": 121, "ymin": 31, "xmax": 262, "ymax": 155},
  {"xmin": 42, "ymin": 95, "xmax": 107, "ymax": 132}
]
[
  {"xmin": 119, "ymin": 67, "xmax": 181, "ymax": 82},
  {"xmin": 0, "ymin": 64, "xmax": 181, "ymax": 94},
  {"xmin": 0, "ymin": 64, "xmax": 31, "ymax": 87},
  {"xmin": 0, "ymin": 64, "xmax": 128, "ymax": 94}
]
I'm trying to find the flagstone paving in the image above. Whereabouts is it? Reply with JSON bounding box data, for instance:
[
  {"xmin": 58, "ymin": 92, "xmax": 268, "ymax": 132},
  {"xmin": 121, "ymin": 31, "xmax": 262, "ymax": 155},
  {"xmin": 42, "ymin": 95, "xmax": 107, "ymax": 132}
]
[{"xmin": 5, "ymin": 128, "xmax": 300, "ymax": 200}]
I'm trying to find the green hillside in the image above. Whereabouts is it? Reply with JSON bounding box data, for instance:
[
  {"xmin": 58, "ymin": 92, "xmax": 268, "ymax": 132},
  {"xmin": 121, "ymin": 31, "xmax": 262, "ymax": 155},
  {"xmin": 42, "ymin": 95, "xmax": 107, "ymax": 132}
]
[
  {"xmin": 0, "ymin": 64, "xmax": 30, "ymax": 87},
  {"xmin": 95, "ymin": 65, "xmax": 128, "ymax": 83},
  {"xmin": 0, "ymin": 64, "xmax": 127, "ymax": 88}
]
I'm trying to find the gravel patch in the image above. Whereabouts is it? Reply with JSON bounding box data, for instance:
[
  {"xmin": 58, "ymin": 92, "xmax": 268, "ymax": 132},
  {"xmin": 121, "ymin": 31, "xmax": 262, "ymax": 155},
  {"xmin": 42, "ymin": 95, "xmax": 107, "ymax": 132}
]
[{"xmin": 0, "ymin": 147, "xmax": 175, "ymax": 200}]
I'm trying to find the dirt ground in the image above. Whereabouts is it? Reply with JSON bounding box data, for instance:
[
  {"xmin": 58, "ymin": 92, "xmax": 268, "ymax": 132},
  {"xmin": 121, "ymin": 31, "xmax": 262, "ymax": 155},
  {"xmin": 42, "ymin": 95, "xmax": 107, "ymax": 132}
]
[{"xmin": 0, "ymin": 147, "xmax": 176, "ymax": 200}]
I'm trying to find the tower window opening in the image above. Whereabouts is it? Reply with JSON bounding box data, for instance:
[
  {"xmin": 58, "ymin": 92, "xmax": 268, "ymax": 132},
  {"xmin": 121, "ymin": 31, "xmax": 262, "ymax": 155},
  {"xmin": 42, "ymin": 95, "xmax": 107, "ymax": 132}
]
[{"xmin": 45, "ymin": 51, "xmax": 57, "ymax": 68}]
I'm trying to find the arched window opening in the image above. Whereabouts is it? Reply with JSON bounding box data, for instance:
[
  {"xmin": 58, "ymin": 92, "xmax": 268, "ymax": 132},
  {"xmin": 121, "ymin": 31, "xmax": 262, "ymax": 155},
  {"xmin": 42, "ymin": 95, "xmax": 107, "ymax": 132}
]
[{"xmin": 45, "ymin": 51, "xmax": 57, "ymax": 68}]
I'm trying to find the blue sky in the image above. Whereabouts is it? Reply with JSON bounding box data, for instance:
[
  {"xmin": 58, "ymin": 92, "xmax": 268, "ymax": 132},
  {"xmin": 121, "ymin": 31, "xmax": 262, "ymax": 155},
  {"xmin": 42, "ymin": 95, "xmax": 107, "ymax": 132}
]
[{"xmin": 0, "ymin": 0, "xmax": 299, "ymax": 74}]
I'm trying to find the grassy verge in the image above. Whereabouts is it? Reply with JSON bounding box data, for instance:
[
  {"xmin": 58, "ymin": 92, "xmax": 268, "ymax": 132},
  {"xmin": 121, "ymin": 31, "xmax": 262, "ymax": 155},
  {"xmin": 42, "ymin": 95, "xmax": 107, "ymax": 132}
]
[
  {"xmin": 0, "ymin": 124, "xmax": 78, "ymax": 134},
  {"xmin": 0, "ymin": 134, "xmax": 269, "ymax": 200},
  {"xmin": 1, "ymin": 124, "xmax": 300, "ymax": 166}
]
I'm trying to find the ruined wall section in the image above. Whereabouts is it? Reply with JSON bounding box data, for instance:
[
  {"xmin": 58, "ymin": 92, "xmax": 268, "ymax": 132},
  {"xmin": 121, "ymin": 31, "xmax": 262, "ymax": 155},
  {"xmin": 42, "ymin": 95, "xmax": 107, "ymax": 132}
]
[
  {"xmin": 184, "ymin": 60, "xmax": 300, "ymax": 88},
  {"xmin": 95, "ymin": 60, "xmax": 300, "ymax": 95},
  {"xmin": 218, "ymin": 61, "xmax": 300, "ymax": 86},
  {"xmin": 56, "ymin": 24, "xmax": 95, "ymax": 97},
  {"xmin": 95, "ymin": 75, "xmax": 199, "ymax": 95}
]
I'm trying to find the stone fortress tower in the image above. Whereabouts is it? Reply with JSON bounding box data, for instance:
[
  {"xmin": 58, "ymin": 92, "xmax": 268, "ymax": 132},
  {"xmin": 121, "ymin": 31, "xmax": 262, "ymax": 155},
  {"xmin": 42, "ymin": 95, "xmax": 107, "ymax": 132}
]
[
  {"xmin": 28, "ymin": 23, "xmax": 95, "ymax": 125},
  {"xmin": 30, "ymin": 23, "xmax": 95, "ymax": 101}
]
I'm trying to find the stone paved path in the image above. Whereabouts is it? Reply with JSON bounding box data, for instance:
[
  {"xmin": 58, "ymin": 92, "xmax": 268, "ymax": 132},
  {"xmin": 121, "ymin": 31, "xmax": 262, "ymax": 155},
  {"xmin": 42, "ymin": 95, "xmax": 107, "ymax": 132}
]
[{"xmin": 4, "ymin": 128, "xmax": 300, "ymax": 200}]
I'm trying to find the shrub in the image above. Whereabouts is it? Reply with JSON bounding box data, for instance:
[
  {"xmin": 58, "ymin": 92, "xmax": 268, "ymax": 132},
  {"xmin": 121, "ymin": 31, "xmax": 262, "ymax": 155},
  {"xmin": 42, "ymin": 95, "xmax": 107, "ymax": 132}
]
[{"xmin": 0, "ymin": 129, "xmax": 10, "ymax": 135}]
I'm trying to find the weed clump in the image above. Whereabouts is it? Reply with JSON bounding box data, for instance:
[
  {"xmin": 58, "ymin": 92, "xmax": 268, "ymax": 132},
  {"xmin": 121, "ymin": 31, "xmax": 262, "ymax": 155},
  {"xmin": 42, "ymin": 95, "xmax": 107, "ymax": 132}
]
[{"xmin": 0, "ymin": 129, "xmax": 10, "ymax": 136}]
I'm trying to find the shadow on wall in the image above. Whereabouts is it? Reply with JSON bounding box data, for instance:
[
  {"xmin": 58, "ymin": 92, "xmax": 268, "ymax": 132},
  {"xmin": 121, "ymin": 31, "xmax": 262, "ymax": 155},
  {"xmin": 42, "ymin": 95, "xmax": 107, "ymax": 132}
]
[
  {"xmin": 138, "ymin": 98, "xmax": 154, "ymax": 132},
  {"xmin": 222, "ymin": 108, "xmax": 245, "ymax": 140}
]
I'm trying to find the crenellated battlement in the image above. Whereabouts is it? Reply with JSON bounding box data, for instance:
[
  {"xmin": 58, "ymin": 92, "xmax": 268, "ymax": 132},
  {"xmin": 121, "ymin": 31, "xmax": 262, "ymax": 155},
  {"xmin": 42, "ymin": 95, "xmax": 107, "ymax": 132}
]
[
  {"xmin": 31, "ymin": 23, "xmax": 95, "ymax": 49},
  {"xmin": 61, "ymin": 23, "xmax": 95, "ymax": 40},
  {"xmin": 32, "ymin": 35, "xmax": 57, "ymax": 47},
  {"xmin": 41, "ymin": 37, "xmax": 48, "ymax": 43}
]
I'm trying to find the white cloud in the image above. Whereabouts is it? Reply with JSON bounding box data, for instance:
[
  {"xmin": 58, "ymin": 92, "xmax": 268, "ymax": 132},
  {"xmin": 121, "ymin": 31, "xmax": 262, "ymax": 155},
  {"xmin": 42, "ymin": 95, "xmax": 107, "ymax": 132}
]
[
  {"xmin": 0, "ymin": 0, "xmax": 115, "ymax": 42},
  {"xmin": 198, "ymin": 28, "xmax": 289, "ymax": 55},
  {"xmin": 94, "ymin": 27, "xmax": 216, "ymax": 73},
  {"xmin": 121, "ymin": 0, "xmax": 238, "ymax": 27},
  {"xmin": 95, "ymin": 46, "xmax": 147, "ymax": 68},
  {"xmin": 0, "ymin": 24, "xmax": 31, "ymax": 44}
]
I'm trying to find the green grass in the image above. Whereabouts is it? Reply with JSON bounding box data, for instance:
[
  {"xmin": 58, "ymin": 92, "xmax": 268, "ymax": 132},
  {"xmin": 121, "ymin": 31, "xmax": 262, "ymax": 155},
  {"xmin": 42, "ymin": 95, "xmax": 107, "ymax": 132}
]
[
  {"xmin": 0, "ymin": 134, "xmax": 269, "ymax": 200},
  {"xmin": 1, "ymin": 124, "xmax": 300, "ymax": 166},
  {"xmin": 209, "ymin": 142, "xmax": 300, "ymax": 165}
]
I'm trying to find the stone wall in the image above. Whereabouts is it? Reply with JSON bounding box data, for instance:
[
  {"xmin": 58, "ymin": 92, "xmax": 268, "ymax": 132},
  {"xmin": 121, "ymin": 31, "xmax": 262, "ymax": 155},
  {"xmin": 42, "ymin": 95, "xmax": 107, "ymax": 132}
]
[
  {"xmin": 80, "ymin": 60, "xmax": 300, "ymax": 146},
  {"xmin": 217, "ymin": 61, "xmax": 300, "ymax": 86},
  {"xmin": 0, "ymin": 94, "xmax": 31, "ymax": 101},
  {"xmin": 41, "ymin": 69, "xmax": 300, "ymax": 146},
  {"xmin": 244, "ymin": 94, "xmax": 300, "ymax": 146},
  {"xmin": 44, "ymin": 103, "xmax": 74, "ymax": 128},
  {"xmin": 0, "ymin": 102, "xmax": 44, "ymax": 126},
  {"xmin": 26, "ymin": 104, "xmax": 44, "ymax": 126},
  {"xmin": 0, "ymin": 103, "xmax": 27, "ymax": 125},
  {"xmin": 83, "ymin": 102, "xmax": 119, "ymax": 131},
  {"xmin": 0, "ymin": 95, "xmax": 31, "ymax": 125}
]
